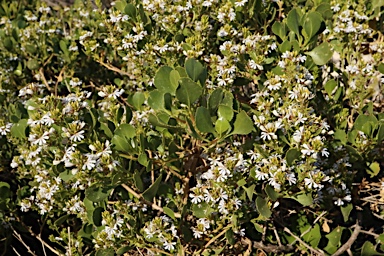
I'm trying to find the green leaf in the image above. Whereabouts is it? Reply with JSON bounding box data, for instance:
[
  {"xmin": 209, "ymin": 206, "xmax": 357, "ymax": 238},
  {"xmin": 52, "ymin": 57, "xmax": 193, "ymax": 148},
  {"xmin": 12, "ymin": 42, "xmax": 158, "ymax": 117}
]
[
  {"xmin": 142, "ymin": 174, "xmax": 162, "ymax": 201},
  {"xmin": 132, "ymin": 92, "xmax": 145, "ymax": 110},
  {"xmin": 306, "ymin": 42, "xmax": 333, "ymax": 65},
  {"xmin": 286, "ymin": 8, "xmax": 302, "ymax": 41},
  {"xmin": 100, "ymin": 122, "xmax": 113, "ymax": 138},
  {"xmin": 3, "ymin": 37, "xmax": 13, "ymax": 51},
  {"xmin": 195, "ymin": 107, "xmax": 215, "ymax": 133},
  {"xmin": 265, "ymin": 185, "xmax": 279, "ymax": 201},
  {"xmin": 303, "ymin": 12, "xmax": 322, "ymax": 43},
  {"xmin": 85, "ymin": 184, "xmax": 112, "ymax": 202},
  {"xmin": 215, "ymin": 117, "xmax": 230, "ymax": 135},
  {"xmin": 334, "ymin": 129, "xmax": 347, "ymax": 144},
  {"xmin": 116, "ymin": 246, "xmax": 131, "ymax": 255},
  {"xmin": 354, "ymin": 114, "xmax": 377, "ymax": 133},
  {"xmin": 302, "ymin": 223, "xmax": 321, "ymax": 248},
  {"xmin": 138, "ymin": 153, "xmax": 148, "ymax": 166},
  {"xmin": 148, "ymin": 90, "xmax": 165, "ymax": 110},
  {"xmin": 176, "ymin": 78, "xmax": 202, "ymax": 106},
  {"xmin": 170, "ymin": 69, "xmax": 181, "ymax": 91},
  {"xmin": 367, "ymin": 162, "xmax": 380, "ymax": 178},
  {"xmin": 291, "ymin": 193, "xmax": 313, "ymax": 206},
  {"xmin": 124, "ymin": 4, "xmax": 136, "ymax": 21},
  {"xmin": 340, "ymin": 203, "xmax": 353, "ymax": 222},
  {"xmin": 361, "ymin": 241, "xmax": 382, "ymax": 256},
  {"xmin": 378, "ymin": 63, "xmax": 384, "ymax": 74},
  {"xmin": 286, "ymin": 148, "xmax": 301, "ymax": 166},
  {"xmin": 244, "ymin": 184, "xmax": 256, "ymax": 201},
  {"xmin": 256, "ymin": 197, "xmax": 272, "ymax": 219},
  {"xmin": 192, "ymin": 202, "xmax": 214, "ymax": 218},
  {"xmin": 378, "ymin": 124, "xmax": 384, "ymax": 143},
  {"xmin": 218, "ymin": 105, "xmax": 234, "ymax": 121},
  {"xmin": 54, "ymin": 215, "xmax": 69, "ymax": 227},
  {"xmin": 27, "ymin": 59, "xmax": 39, "ymax": 70},
  {"xmin": 185, "ymin": 58, "xmax": 205, "ymax": 82},
  {"xmin": 154, "ymin": 66, "xmax": 177, "ymax": 95},
  {"xmin": 111, "ymin": 135, "xmax": 130, "ymax": 152},
  {"xmin": 59, "ymin": 170, "xmax": 75, "ymax": 182},
  {"xmin": 114, "ymin": 0, "xmax": 127, "ymax": 12},
  {"xmin": 272, "ymin": 21, "xmax": 287, "ymax": 40},
  {"xmin": 209, "ymin": 88, "xmax": 223, "ymax": 111},
  {"xmin": 225, "ymin": 228, "xmax": 236, "ymax": 245},
  {"xmin": 325, "ymin": 226, "xmax": 344, "ymax": 254},
  {"xmin": 133, "ymin": 170, "xmax": 144, "ymax": 192},
  {"xmin": 10, "ymin": 119, "xmax": 28, "ymax": 139},
  {"xmin": 163, "ymin": 207, "xmax": 176, "ymax": 220},
  {"xmin": 95, "ymin": 248, "xmax": 115, "ymax": 256},
  {"xmin": 93, "ymin": 207, "xmax": 103, "ymax": 226},
  {"xmin": 324, "ymin": 79, "xmax": 337, "ymax": 96},
  {"xmin": 231, "ymin": 111, "xmax": 254, "ymax": 135},
  {"xmin": 115, "ymin": 123, "xmax": 136, "ymax": 139}
]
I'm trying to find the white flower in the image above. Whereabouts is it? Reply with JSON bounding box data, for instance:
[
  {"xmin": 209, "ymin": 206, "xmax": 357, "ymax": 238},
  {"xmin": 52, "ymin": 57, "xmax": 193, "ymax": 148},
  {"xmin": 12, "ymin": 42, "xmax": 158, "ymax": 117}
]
[
  {"xmin": 70, "ymin": 130, "xmax": 84, "ymax": 142},
  {"xmin": 286, "ymin": 173, "xmax": 297, "ymax": 185},
  {"xmin": 255, "ymin": 170, "xmax": 269, "ymax": 180},
  {"xmin": 163, "ymin": 241, "xmax": 176, "ymax": 251}
]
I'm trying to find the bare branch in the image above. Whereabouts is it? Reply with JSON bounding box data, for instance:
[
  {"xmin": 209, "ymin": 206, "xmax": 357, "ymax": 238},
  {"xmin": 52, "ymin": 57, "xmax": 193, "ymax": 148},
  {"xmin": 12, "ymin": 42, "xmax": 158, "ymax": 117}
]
[{"xmin": 332, "ymin": 221, "xmax": 361, "ymax": 256}]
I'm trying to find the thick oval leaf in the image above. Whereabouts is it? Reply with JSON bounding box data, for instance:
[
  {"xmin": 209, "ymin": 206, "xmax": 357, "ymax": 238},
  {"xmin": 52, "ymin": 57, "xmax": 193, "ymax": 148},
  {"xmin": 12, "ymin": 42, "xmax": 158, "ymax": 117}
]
[
  {"xmin": 291, "ymin": 193, "xmax": 313, "ymax": 206},
  {"xmin": 131, "ymin": 92, "xmax": 145, "ymax": 110},
  {"xmin": 95, "ymin": 248, "xmax": 115, "ymax": 256},
  {"xmin": 286, "ymin": 8, "xmax": 302, "ymax": 40},
  {"xmin": 218, "ymin": 105, "xmax": 234, "ymax": 121},
  {"xmin": 324, "ymin": 79, "xmax": 337, "ymax": 96},
  {"xmin": 148, "ymin": 90, "xmax": 165, "ymax": 110},
  {"xmin": 154, "ymin": 66, "xmax": 177, "ymax": 95},
  {"xmin": 303, "ymin": 12, "xmax": 322, "ymax": 42},
  {"xmin": 176, "ymin": 78, "xmax": 202, "ymax": 107},
  {"xmin": 115, "ymin": 123, "xmax": 136, "ymax": 139},
  {"xmin": 286, "ymin": 148, "xmax": 301, "ymax": 166},
  {"xmin": 111, "ymin": 135, "xmax": 130, "ymax": 152},
  {"xmin": 340, "ymin": 203, "xmax": 353, "ymax": 222},
  {"xmin": 124, "ymin": 3, "xmax": 137, "ymax": 21},
  {"xmin": 232, "ymin": 110, "xmax": 254, "ymax": 135},
  {"xmin": 10, "ymin": 119, "xmax": 28, "ymax": 139},
  {"xmin": 215, "ymin": 117, "xmax": 230, "ymax": 135},
  {"xmin": 272, "ymin": 21, "xmax": 287, "ymax": 40},
  {"xmin": 185, "ymin": 58, "xmax": 205, "ymax": 82},
  {"xmin": 256, "ymin": 196, "xmax": 272, "ymax": 218},
  {"xmin": 85, "ymin": 184, "xmax": 112, "ymax": 203},
  {"xmin": 163, "ymin": 206, "xmax": 176, "ymax": 220},
  {"xmin": 306, "ymin": 42, "xmax": 333, "ymax": 65},
  {"xmin": 142, "ymin": 174, "xmax": 162, "ymax": 201},
  {"xmin": 208, "ymin": 88, "xmax": 223, "ymax": 111},
  {"xmin": 170, "ymin": 69, "xmax": 181, "ymax": 91},
  {"xmin": 195, "ymin": 107, "xmax": 215, "ymax": 133}
]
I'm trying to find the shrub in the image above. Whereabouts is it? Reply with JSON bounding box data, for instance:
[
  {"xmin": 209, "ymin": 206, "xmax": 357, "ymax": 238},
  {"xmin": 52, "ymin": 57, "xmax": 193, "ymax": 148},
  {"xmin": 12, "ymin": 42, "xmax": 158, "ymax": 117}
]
[{"xmin": 0, "ymin": 0, "xmax": 384, "ymax": 255}]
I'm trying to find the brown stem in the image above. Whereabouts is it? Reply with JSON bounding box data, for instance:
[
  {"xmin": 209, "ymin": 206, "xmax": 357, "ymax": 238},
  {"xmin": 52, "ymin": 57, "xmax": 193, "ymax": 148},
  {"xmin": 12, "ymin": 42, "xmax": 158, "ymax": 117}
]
[{"xmin": 332, "ymin": 221, "xmax": 361, "ymax": 256}]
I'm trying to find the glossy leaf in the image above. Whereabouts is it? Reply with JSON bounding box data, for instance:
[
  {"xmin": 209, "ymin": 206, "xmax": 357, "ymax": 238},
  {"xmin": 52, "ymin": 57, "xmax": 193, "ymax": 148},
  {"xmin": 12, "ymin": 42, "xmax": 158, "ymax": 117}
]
[
  {"xmin": 10, "ymin": 119, "xmax": 28, "ymax": 139},
  {"xmin": 286, "ymin": 8, "xmax": 302, "ymax": 40},
  {"xmin": 306, "ymin": 42, "xmax": 333, "ymax": 65},
  {"xmin": 256, "ymin": 196, "xmax": 272, "ymax": 218},
  {"xmin": 195, "ymin": 107, "xmax": 215, "ymax": 133},
  {"xmin": 85, "ymin": 184, "xmax": 111, "ymax": 202},
  {"xmin": 215, "ymin": 117, "xmax": 230, "ymax": 135},
  {"xmin": 148, "ymin": 90, "xmax": 165, "ymax": 110},
  {"xmin": 185, "ymin": 58, "xmax": 205, "ymax": 82},
  {"xmin": 142, "ymin": 174, "xmax": 162, "ymax": 201},
  {"xmin": 303, "ymin": 12, "xmax": 322, "ymax": 42},
  {"xmin": 286, "ymin": 148, "xmax": 301, "ymax": 166},
  {"xmin": 232, "ymin": 110, "xmax": 254, "ymax": 135},
  {"xmin": 272, "ymin": 21, "xmax": 287, "ymax": 40},
  {"xmin": 340, "ymin": 203, "xmax": 353, "ymax": 222},
  {"xmin": 176, "ymin": 78, "xmax": 202, "ymax": 106},
  {"xmin": 154, "ymin": 66, "xmax": 177, "ymax": 95}
]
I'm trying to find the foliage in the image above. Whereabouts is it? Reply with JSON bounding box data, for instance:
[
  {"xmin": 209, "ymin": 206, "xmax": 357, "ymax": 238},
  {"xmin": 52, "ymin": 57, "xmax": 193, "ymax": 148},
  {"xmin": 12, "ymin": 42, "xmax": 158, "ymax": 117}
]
[{"xmin": 0, "ymin": 0, "xmax": 384, "ymax": 255}]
